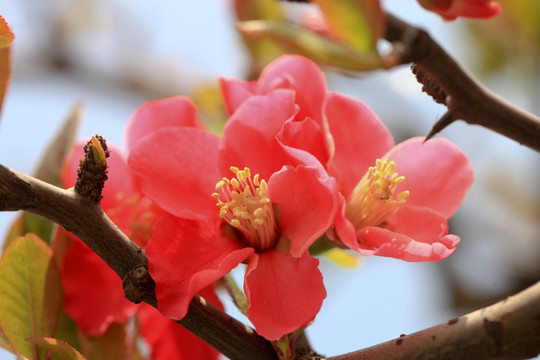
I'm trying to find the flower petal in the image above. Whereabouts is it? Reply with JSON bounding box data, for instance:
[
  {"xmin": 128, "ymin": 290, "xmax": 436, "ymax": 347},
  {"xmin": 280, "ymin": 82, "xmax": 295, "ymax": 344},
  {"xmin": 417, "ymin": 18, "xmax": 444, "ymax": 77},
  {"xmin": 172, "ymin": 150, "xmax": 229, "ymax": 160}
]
[
  {"xmin": 219, "ymin": 77, "xmax": 258, "ymax": 116},
  {"xmin": 147, "ymin": 214, "xmax": 253, "ymax": 319},
  {"xmin": 325, "ymin": 92, "xmax": 394, "ymax": 197},
  {"xmin": 386, "ymin": 137, "xmax": 474, "ymax": 218},
  {"xmin": 386, "ymin": 205, "xmax": 452, "ymax": 245},
  {"xmin": 219, "ymin": 89, "xmax": 297, "ymax": 180},
  {"xmin": 258, "ymin": 55, "xmax": 327, "ymax": 124},
  {"xmin": 268, "ymin": 165, "xmax": 337, "ymax": 257},
  {"xmin": 357, "ymin": 224, "xmax": 459, "ymax": 262},
  {"xmin": 277, "ymin": 117, "xmax": 330, "ymax": 167},
  {"xmin": 61, "ymin": 238, "xmax": 138, "ymax": 336},
  {"xmin": 138, "ymin": 285, "xmax": 222, "ymax": 360},
  {"xmin": 244, "ymin": 250, "xmax": 326, "ymax": 340},
  {"xmin": 128, "ymin": 127, "xmax": 220, "ymax": 220},
  {"xmin": 124, "ymin": 96, "xmax": 205, "ymax": 154}
]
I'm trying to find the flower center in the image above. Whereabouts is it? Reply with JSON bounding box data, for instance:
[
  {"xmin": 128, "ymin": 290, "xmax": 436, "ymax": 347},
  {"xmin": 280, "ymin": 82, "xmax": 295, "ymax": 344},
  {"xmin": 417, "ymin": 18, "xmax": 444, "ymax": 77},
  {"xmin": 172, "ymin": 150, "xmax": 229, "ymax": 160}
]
[
  {"xmin": 345, "ymin": 159, "xmax": 409, "ymax": 229},
  {"xmin": 212, "ymin": 167, "xmax": 278, "ymax": 251}
]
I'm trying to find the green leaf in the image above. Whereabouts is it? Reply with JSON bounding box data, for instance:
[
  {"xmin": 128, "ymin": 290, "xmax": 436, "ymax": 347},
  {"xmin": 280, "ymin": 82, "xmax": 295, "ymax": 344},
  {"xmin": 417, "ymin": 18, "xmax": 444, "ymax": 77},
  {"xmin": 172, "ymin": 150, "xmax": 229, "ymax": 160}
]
[
  {"xmin": 0, "ymin": 15, "xmax": 14, "ymax": 121},
  {"xmin": 52, "ymin": 310, "xmax": 81, "ymax": 360},
  {"xmin": 234, "ymin": 0, "xmax": 285, "ymax": 75},
  {"xmin": 34, "ymin": 102, "xmax": 84, "ymax": 187},
  {"xmin": 237, "ymin": 20, "xmax": 383, "ymax": 71},
  {"xmin": 3, "ymin": 213, "xmax": 54, "ymax": 250},
  {"xmin": 0, "ymin": 234, "xmax": 62, "ymax": 360},
  {"xmin": 26, "ymin": 338, "xmax": 86, "ymax": 360},
  {"xmin": 311, "ymin": 0, "xmax": 385, "ymax": 54},
  {"xmin": 90, "ymin": 136, "xmax": 107, "ymax": 166}
]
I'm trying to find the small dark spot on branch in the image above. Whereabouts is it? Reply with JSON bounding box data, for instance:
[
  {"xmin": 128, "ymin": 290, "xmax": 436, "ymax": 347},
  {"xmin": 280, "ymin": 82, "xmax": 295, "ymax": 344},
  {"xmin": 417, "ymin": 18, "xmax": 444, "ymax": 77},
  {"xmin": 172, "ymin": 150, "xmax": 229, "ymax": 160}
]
[
  {"xmin": 448, "ymin": 318, "xmax": 459, "ymax": 325},
  {"xmin": 483, "ymin": 318, "xmax": 504, "ymax": 356},
  {"xmin": 396, "ymin": 339, "xmax": 404, "ymax": 345}
]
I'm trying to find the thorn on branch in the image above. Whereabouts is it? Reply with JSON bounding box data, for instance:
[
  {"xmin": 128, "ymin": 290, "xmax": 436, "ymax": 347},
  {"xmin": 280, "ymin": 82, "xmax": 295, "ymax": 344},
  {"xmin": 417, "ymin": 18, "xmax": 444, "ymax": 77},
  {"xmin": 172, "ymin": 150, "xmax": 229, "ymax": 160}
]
[
  {"xmin": 411, "ymin": 63, "xmax": 447, "ymax": 105},
  {"xmin": 425, "ymin": 111, "xmax": 457, "ymax": 142},
  {"xmin": 75, "ymin": 135, "xmax": 109, "ymax": 203}
]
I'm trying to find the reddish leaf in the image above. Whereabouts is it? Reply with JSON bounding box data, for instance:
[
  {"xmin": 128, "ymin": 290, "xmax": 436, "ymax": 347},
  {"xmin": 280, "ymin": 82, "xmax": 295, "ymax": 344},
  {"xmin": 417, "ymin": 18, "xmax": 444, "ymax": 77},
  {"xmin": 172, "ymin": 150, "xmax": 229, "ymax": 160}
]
[{"xmin": 0, "ymin": 15, "xmax": 14, "ymax": 121}]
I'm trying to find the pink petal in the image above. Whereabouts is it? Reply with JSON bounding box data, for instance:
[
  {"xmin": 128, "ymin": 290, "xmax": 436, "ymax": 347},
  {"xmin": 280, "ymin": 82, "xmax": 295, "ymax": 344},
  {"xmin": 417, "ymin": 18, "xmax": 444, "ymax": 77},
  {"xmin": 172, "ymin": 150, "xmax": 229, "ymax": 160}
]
[
  {"xmin": 219, "ymin": 77, "xmax": 258, "ymax": 116},
  {"xmin": 124, "ymin": 96, "xmax": 205, "ymax": 154},
  {"xmin": 61, "ymin": 238, "xmax": 138, "ymax": 336},
  {"xmin": 385, "ymin": 137, "xmax": 474, "ymax": 218},
  {"xmin": 218, "ymin": 89, "xmax": 297, "ymax": 181},
  {"xmin": 138, "ymin": 285, "xmax": 222, "ymax": 360},
  {"xmin": 277, "ymin": 117, "xmax": 330, "ymax": 167},
  {"xmin": 386, "ymin": 205, "xmax": 452, "ymax": 244},
  {"xmin": 258, "ymin": 55, "xmax": 328, "ymax": 125},
  {"xmin": 424, "ymin": 0, "xmax": 502, "ymax": 20},
  {"xmin": 268, "ymin": 166, "xmax": 337, "ymax": 257},
  {"xmin": 244, "ymin": 250, "xmax": 326, "ymax": 340},
  {"xmin": 325, "ymin": 92, "xmax": 394, "ymax": 197},
  {"xmin": 357, "ymin": 226, "xmax": 459, "ymax": 262},
  {"xmin": 128, "ymin": 127, "xmax": 221, "ymax": 220},
  {"xmin": 147, "ymin": 214, "xmax": 253, "ymax": 319}
]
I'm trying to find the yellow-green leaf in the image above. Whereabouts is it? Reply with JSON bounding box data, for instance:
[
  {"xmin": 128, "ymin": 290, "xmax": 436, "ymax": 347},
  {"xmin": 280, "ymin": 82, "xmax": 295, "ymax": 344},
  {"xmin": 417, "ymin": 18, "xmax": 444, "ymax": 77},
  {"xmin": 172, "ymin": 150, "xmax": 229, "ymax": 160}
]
[
  {"xmin": 34, "ymin": 102, "xmax": 84, "ymax": 187},
  {"xmin": 0, "ymin": 15, "xmax": 14, "ymax": 120},
  {"xmin": 237, "ymin": 20, "xmax": 383, "ymax": 71},
  {"xmin": 311, "ymin": 0, "xmax": 385, "ymax": 54},
  {"xmin": 3, "ymin": 212, "xmax": 54, "ymax": 250},
  {"xmin": 234, "ymin": 0, "xmax": 285, "ymax": 75},
  {"xmin": 0, "ymin": 234, "xmax": 62, "ymax": 359},
  {"xmin": 27, "ymin": 338, "xmax": 86, "ymax": 360}
]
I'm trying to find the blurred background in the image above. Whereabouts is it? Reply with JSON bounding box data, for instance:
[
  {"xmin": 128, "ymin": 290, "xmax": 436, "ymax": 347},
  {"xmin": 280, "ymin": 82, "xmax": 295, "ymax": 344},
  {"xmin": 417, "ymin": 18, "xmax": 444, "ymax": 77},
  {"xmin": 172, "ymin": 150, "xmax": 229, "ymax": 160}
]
[{"xmin": 0, "ymin": 0, "xmax": 539, "ymax": 358}]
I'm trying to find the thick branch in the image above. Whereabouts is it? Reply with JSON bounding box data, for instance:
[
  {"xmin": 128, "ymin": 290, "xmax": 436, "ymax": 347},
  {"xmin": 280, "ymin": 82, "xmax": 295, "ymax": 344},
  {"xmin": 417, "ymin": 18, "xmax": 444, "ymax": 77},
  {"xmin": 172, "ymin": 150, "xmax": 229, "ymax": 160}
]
[
  {"xmin": 328, "ymin": 281, "xmax": 540, "ymax": 360},
  {"xmin": 384, "ymin": 14, "xmax": 540, "ymax": 152},
  {"xmin": 0, "ymin": 164, "xmax": 277, "ymax": 360}
]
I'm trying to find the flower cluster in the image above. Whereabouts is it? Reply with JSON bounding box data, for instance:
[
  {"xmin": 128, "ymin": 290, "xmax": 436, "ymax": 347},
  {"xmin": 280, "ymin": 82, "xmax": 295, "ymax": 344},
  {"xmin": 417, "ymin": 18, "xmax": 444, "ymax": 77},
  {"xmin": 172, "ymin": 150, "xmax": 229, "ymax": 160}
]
[
  {"xmin": 61, "ymin": 55, "xmax": 472, "ymax": 344},
  {"xmin": 122, "ymin": 55, "xmax": 473, "ymax": 341}
]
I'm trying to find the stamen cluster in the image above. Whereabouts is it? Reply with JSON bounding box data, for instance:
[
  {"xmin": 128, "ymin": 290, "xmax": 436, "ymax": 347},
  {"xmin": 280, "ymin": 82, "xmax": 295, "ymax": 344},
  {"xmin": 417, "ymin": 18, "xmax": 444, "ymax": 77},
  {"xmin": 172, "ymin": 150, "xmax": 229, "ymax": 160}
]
[
  {"xmin": 345, "ymin": 159, "xmax": 409, "ymax": 229},
  {"xmin": 213, "ymin": 167, "xmax": 278, "ymax": 251}
]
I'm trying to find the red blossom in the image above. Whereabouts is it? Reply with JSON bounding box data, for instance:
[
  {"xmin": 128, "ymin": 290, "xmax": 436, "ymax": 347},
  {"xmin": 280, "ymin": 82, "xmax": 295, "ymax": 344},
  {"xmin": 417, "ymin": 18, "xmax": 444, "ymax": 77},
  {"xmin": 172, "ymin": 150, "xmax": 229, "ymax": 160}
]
[
  {"xmin": 60, "ymin": 97, "xmax": 221, "ymax": 359},
  {"xmin": 221, "ymin": 55, "xmax": 474, "ymax": 262},
  {"xmin": 129, "ymin": 89, "xmax": 337, "ymax": 340},
  {"xmin": 418, "ymin": 0, "xmax": 501, "ymax": 20}
]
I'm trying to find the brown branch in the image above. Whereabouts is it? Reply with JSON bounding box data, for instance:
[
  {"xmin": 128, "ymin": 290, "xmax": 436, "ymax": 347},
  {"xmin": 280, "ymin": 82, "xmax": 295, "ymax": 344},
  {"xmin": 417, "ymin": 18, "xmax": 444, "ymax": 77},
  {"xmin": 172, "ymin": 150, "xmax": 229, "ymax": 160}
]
[
  {"xmin": 0, "ymin": 164, "xmax": 277, "ymax": 360},
  {"xmin": 384, "ymin": 14, "xmax": 540, "ymax": 152},
  {"xmin": 327, "ymin": 281, "xmax": 540, "ymax": 360}
]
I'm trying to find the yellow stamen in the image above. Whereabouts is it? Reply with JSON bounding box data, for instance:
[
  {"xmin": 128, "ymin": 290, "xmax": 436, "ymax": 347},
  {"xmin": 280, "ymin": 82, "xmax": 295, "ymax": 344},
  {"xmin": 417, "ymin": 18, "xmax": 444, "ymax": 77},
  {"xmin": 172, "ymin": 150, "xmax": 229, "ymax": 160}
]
[
  {"xmin": 212, "ymin": 167, "xmax": 278, "ymax": 251},
  {"xmin": 345, "ymin": 159, "xmax": 409, "ymax": 229}
]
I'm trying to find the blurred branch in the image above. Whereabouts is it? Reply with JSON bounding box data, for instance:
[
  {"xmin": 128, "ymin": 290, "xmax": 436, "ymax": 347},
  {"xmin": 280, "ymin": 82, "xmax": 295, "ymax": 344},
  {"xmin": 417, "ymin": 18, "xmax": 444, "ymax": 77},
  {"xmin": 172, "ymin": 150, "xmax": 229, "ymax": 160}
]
[
  {"xmin": 0, "ymin": 164, "xmax": 277, "ymax": 360},
  {"xmin": 328, "ymin": 281, "xmax": 540, "ymax": 360},
  {"xmin": 384, "ymin": 13, "xmax": 540, "ymax": 152}
]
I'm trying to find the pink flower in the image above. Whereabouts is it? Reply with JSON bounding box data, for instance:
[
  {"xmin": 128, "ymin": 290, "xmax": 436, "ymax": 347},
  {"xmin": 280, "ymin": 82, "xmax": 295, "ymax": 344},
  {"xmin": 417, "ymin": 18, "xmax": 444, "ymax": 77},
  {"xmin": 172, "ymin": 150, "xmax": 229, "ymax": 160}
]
[
  {"xmin": 418, "ymin": 0, "xmax": 501, "ymax": 20},
  {"xmin": 220, "ymin": 55, "xmax": 474, "ymax": 262},
  {"xmin": 128, "ymin": 90, "xmax": 337, "ymax": 340},
  {"xmin": 60, "ymin": 97, "xmax": 222, "ymax": 359}
]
